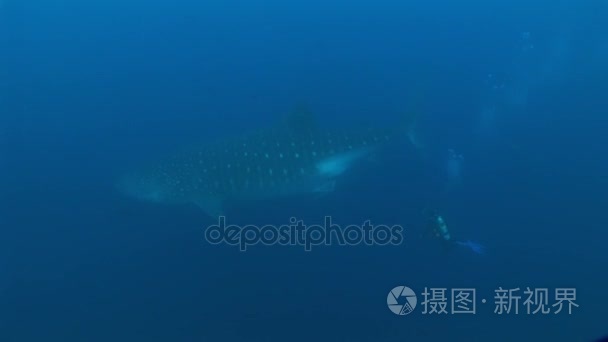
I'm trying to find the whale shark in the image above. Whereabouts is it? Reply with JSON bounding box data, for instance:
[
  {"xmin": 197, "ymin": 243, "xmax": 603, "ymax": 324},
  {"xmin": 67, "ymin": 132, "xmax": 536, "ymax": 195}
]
[{"xmin": 118, "ymin": 109, "xmax": 417, "ymax": 217}]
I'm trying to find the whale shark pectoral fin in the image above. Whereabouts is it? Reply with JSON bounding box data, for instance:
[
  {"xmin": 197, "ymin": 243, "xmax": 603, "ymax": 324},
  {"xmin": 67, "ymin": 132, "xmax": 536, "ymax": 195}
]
[{"xmin": 194, "ymin": 197, "xmax": 224, "ymax": 219}]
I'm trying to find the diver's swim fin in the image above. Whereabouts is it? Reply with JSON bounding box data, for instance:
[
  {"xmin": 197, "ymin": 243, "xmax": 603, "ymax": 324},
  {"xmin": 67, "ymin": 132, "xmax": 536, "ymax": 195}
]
[{"xmin": 454, "ymin": 240, "xmax": 486, "ymax": 255}]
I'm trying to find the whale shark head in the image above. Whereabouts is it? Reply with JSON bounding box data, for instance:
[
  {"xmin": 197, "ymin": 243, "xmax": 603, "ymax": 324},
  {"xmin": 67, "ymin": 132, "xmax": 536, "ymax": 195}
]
[{"xmin": 117, "ymin": 170, "xmax": 175, "ymax": 204}]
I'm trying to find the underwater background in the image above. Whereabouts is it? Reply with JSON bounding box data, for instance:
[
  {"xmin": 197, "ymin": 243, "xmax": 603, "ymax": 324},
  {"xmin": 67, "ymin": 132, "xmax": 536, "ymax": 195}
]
[{"xmin": 1, "ymin": 0, "xmax": 607, "ymax": 340}]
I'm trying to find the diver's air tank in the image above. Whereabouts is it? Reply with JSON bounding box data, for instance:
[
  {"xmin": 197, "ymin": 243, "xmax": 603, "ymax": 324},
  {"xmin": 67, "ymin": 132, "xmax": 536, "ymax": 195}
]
[{"xmin": 436, "ymin": 216, "xmax": 451, "ymax": 241}]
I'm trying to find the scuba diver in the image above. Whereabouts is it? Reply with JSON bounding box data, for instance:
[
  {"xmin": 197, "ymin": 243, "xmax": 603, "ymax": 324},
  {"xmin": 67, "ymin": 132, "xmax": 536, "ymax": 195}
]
[
  {"xmin": 446, "ymin": 149, "xmax": 465, "ymax": 189},
  {"xmin": 422, "ymin": 210, "xmax": 485, "ymax": 255}
]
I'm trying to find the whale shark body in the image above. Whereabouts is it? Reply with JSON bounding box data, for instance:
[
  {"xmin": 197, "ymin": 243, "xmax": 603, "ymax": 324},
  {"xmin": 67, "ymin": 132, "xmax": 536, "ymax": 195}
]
[{"xmin": 118, "ymin": 111, "xmax": 414, "ymax": 217}]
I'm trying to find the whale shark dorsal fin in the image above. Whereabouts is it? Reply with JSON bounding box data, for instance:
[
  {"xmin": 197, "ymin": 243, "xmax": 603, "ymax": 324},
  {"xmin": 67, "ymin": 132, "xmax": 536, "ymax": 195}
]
[
  {"xmin": 194, "ymin": 197, "xmax": 224, "ymax": 219},
  {"xmin": 283, "ymin": 103, "xmax": 317, "ymax": 136}
]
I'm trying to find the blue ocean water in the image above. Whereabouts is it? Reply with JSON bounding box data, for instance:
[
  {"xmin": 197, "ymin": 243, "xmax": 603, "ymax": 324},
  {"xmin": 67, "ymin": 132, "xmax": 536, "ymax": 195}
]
[{"xmin": 1, "ymin": 0, "xmax": 607, "ymax": 341}]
